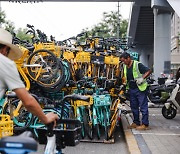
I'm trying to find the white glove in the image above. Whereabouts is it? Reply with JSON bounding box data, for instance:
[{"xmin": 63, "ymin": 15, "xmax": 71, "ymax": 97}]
[{"xmin": 136, "ymin": 77, "xmax": 144, "ymax": 85}]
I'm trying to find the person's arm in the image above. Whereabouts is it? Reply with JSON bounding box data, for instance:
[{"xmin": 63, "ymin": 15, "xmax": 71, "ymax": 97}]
[
  {"xmin": 14, "ymin": 88, "xmax": 58, "ymax": 124},
  {"xmin": 142, "ymin": 69, "xmax": 152, "ymax": 79},
  {"xmin": 138, "ymin": 63, "xmax": 152, "ymax": 79},
  {"xmin": 2, "ymin": 59, "xmax": 58, "ymax": 124}
]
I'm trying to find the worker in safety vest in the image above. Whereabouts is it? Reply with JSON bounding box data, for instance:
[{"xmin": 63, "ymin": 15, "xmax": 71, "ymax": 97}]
[{"xmin": 120, "ymin": 52, "xmax": 151, "ymax": 130}]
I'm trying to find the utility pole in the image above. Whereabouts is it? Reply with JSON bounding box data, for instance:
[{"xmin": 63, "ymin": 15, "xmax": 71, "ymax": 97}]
[{"xmin": 117, "ymin": 1, "xmax": 120, "ymax": 39}]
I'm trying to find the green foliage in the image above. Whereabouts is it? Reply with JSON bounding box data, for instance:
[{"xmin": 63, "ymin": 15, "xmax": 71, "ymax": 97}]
[
  {"xmin": 4, "ymin": 20, "xmax": 15, "ymax": 33},
  {"xmin": 0, "ymin": 10, "xmax": 31, "ymax": 42},
  {"xmin": 0, "ymin": 10, "xmax": 15, "ymax": 33},
  {"xmin": 16, "ymin": 28, "xmax": 32, "ymax": 42},
  {"xmin": 82, "ymin": 11, "xmax": 128, "ymax": 39},
  {"xmin": 0, "ymin": 11, "xmax": 6, "ymax": 24}
]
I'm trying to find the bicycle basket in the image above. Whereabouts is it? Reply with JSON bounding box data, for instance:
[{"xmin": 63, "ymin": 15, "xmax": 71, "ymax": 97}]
[
  {"xmin": 0, "ymin": 115, "xmax": 13, "ymax": 139},
  {"xmin": 75, "ymin": 51, "xmax": 91, "ymax": 63},
  {"xmin": 37, "ymin": 119, "xmax": 81, "ymax": 147},
  {"xmin": 104, "ymin": 56, "xmax": 119, "ymax": 65}
]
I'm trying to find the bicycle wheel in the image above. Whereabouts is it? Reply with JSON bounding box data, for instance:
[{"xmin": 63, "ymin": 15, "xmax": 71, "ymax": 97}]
[
  {"xmin": 84, "ymin": 108, "xmax": 93, "ymax": 140},
  {"xmin": 93, "ymin": 108, "xmax": 101, "ymax": 139},
  {"xmin": 94, "ymin": 124, "xmax": 101, "ymax": 140},
  {"xmin": 108, "ymin": 109, "xmax": 118, "ymax": 139},
  {"xmin": 75, "ymin": 68, "xmax": 85, "ymax": 81},
  {"xmin": 41, "ymin": 60, "xmax": 68, "ymax": 92},
  {"xmin": 103, "ymin": 109, "xmax": 109, "ymax": 140},
  {"xmin": 27, "ymin": 49, "xmax": 59, "ymax": 85},
  {"xmin": 69, "ymin": 106, "xmax": 75, "ymax": 119},
  {"xmin": 3, "ymin": 99, "xmax": 34, "ymax": 131},
  {"xmin": 77, "ymin": 107, "xmax": 86, "ymax": 139},
  {"xmin": 108, "ymin": 99, "xmax": 119, "ymax": 138}
]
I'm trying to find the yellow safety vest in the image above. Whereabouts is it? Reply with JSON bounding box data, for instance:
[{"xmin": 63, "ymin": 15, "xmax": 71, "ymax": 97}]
[{"xmin": 124, "ymin": 60, "xmax": 148, "ymax": 91}]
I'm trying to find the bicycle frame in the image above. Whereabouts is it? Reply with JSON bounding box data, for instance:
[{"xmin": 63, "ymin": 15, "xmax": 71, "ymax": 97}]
[
  {"xmin": 2, "ymin": 92, "xmax": 34, "ymax": 131},
  {"xmin": 37, "ymin": 94, "xmax": 89, "ymax": 154},
  {"xmin": 108, "ymin": 85, "xmax": 127, "ymax": 138}
]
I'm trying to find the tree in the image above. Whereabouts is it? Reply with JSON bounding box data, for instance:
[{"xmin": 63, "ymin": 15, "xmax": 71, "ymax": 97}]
[
  {"xmin": 0, "ymin": 10, "xmax": 15, "ymax": 32},
  {"xmin": 16, "ymin": 28, "xmax": 32, "ymax": 42},
  {"xmin": 82, "ymin": 11, "xmax": 128, "ymax": 39},
  {"xmin": 0, "ymin": 10, "xmax": 32, "ymax": 42},
  {"xmin": 0, "ymin": 10, "xmax": 6, "ymax": 25},
  {"xmin": 4, "ymin": 20, "xmax": 15, "ymax": 33}
]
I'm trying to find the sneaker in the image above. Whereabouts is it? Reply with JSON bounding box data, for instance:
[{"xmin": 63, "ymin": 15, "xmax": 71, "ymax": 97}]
[
  {"xmin": 136, "ymin": 124, "xmax": 149, "ymax": 130},
  {"xmin": 128, "ymin": 123, "xmax": 139, "ymax": 129}
]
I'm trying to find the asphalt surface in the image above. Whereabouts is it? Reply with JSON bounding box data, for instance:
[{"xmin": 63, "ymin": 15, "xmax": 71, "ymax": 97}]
[
  {"xmin": 122, "ymin": 107, "xmax": 180, "ymax": 154},
  {"xmin": 33, "ymin": 123, "xmax": 129, "ymax": 154},
  {"xmin": 31, "ymin": 104, "xmax": 180, "ymax": 154}
]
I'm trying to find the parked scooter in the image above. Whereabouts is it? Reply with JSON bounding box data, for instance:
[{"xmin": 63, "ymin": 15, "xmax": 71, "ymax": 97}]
[
  {"xmin": 147, "ymin": 76, "xmax": 175, "ymax": 105},
  {"xmin": 162, "ymin": 83, "xmax": 180, "ymax": 119}
]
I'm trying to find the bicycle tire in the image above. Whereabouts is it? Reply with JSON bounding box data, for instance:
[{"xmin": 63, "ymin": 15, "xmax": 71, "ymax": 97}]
[
  {"xmin": 41, "ymin": 60, "xmax": 69, "ymax": 92},
  {"xmin": 94, "ymin": 108, "xmax": 101, "ymax": 139},
  {"xmin": 69, "ymin": 106, "xmax": 75, "ymax": 119},
  {"xmin": 108, "ymin": 109, "xmax": 118, "ymax": 139},
  {"xmin": 75, "ymin": 68, "xmax": 85, "ymax": 81},
  {"xmin": 3, "ymin": 99, "xmax": 34, "ymax": 131},
  {"xmin": 27, "ymin": 49, "xmax": 59, "ymax": 83},
  {"xmin": 84, "ymin": 108, "xmax": 93, "ymax": 140},
  {"xmin": 94, "ymin": 124, "xmax": 101, "ymax": 140},
  {"xmin": 103, "ymin": 109, "xmax": 109, "ymax": 140},
  {"xmin": 78, "ymin": 107, "xmax": 86, "ymax": 139}
]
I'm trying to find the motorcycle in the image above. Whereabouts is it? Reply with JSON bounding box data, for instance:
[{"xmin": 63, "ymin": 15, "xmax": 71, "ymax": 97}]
[
  {"xmin": 162, "ymin": 83, "xmax": 180, "ymax": 119},
  {"xmin": 147, "ymin": 75, "xmax": 175, "ymax": 104},
  {"xmin": 147, "ymin": 83, "xmax": 175, "ymax": 105}
]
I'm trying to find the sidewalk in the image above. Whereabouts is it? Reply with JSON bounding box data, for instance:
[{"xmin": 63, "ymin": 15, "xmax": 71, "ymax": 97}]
[{"xmin": 121, "ymin": 107, "xmax": 180, "ymax": 154}]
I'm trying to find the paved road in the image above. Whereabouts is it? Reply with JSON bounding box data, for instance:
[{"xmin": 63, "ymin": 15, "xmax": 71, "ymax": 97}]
[
  {"xmin": 137, "ymin": 108, "xmax": 180, "ymax": 154},
  {"xmin": 33, "ymin": 124, "xmax": 129, "ymax": 154},
  {"xmin": 122, "ymin": 106, "xmax": 180, "ymax": 154}
]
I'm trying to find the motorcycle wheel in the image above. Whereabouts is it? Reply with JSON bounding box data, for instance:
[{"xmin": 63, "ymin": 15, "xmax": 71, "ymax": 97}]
[{"xmin": 162, "ymin": 105, "xmax": 177, "ymax": 119}]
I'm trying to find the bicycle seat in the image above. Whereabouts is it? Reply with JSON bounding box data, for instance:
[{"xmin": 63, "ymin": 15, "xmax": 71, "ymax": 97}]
[{"xmin": 0, "ymin": 131, "xmax": 37, "ymax": 153}]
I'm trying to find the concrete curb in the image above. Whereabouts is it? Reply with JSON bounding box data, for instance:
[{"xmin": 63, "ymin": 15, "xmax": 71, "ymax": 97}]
[{"xmin": 121, "ymin": 114, "xmax": 141, "ymax": 154}]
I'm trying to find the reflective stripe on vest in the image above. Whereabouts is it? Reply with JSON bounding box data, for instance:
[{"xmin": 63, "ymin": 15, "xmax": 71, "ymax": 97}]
[{"xmin": 124, "ymin": 60, "xmax": 147, "ymax": 91}]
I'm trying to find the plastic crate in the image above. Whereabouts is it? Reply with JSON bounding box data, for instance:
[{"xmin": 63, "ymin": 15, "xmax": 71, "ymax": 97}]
[
  {"xmin": 0, "ymin": 115, "xmax": 13, "ymax": 139},
  {"xmin": 37, "ymin": 119, "xmax": 81, "ymax": 147}
]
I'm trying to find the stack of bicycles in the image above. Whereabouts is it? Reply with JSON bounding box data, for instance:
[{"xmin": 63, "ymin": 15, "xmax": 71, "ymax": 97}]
[{"xmin": 0, "ymin": 94, "xmax": 89, "ymax": 154}]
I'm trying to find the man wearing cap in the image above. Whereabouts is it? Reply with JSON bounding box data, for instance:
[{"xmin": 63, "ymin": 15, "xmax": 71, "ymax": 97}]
[
  {"xmin": 0, "ymin": 28, "xmax": 58, "ymax": 125},
  {"xmin": 120, "ymin": 52, "xmax": 151, "ymax": 130}
]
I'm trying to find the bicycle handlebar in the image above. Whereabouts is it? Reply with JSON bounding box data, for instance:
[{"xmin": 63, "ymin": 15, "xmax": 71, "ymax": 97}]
[
  {"xmin": 27, "ymin": 24, "xmax": 34, "ymax": 28},
  {"xmin": 63, "ymin": 93, "xmax": 90, "ymax": 102}
]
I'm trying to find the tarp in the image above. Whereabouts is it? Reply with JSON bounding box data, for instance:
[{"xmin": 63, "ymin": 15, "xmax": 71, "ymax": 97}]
[{"xmin": 167, "ymin": 0, "xmax": 180, "ymax": 17}]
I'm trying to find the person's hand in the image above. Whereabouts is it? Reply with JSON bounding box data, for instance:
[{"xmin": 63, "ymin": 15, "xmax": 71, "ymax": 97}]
[
  {"xmin": 136, "ymin": 77, "xmax": 144, "ymax": 85},
  {"xmin": 44, "ymin": 112, "xmax": 59, "ymax": 127}
]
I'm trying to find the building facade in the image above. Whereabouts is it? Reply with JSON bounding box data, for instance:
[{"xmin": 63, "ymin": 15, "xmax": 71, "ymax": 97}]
[{"xmin": 171, "ymin": 13, "xmax": 180, "ymax": 75}]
